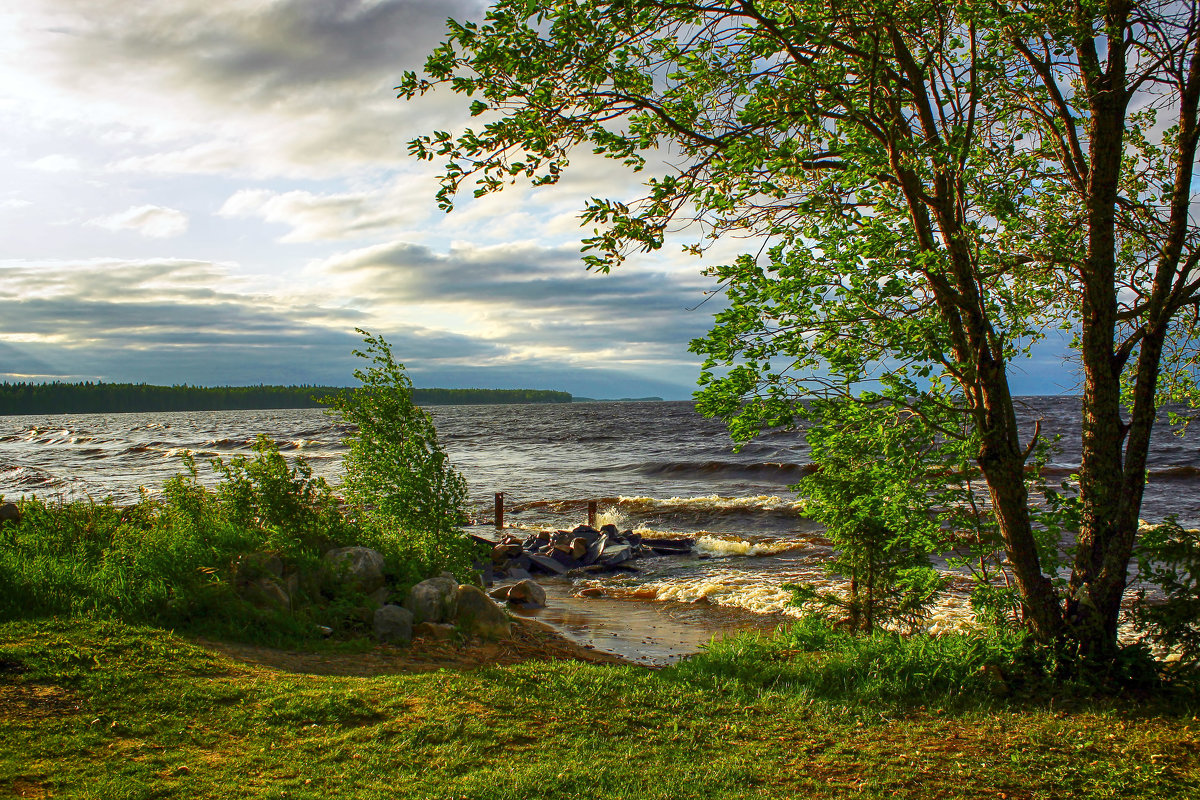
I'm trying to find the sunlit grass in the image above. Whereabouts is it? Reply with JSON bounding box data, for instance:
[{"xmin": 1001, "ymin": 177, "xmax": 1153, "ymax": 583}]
[{"xmin": 2, "ymin": 618, "xmax": 1197, "ymax": 799}]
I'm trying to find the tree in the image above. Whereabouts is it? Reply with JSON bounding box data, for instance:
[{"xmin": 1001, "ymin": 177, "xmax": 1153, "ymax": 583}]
[
  {"xmin": 323, "ymin": 330, "xmax": 474, "ymax": 578},
  {"xmin": 789, "ymin": 399, "xmax": 949, "ymax": 634},
  {"xmin": 401, "ymin": 0, "xmax": 1200, "ymax": 660}
]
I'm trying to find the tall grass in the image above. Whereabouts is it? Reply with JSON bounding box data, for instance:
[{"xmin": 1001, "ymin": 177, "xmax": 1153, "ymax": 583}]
[
  {"xmin": 0, "ymin": 441, "xmax": 393, "ymax": 644},
  {"xmin": 666, "ymin": 615, "xmax": 1090, "ymax": 709}
]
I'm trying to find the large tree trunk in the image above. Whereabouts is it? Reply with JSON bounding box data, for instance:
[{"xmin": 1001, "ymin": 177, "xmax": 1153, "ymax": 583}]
[{"xmin": 1064, "ymin": 3, "xmax": 1131, "ymax": 659}]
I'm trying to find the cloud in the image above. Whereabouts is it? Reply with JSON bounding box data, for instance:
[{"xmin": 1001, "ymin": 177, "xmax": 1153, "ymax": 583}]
[
  {"xmin": 0, "ymin": 2, "xmax": 713, "ymax": 400},
  {"xmin": 0, "ymin": 256, "xmax": 515, "ymax": 384},
  {"xmin": 29, "ymin": 154, "xmax": 80, "ymax": 172},
  {"xmin": 311, "ymin": 238, "xmax": 722, "ymax": 373},
  {"xmin": 86, "ymin": 205, "xmax": 189, "ymax": 238},
  {"xmin": 0, "ymin": 254, "xmax": 707, "ymax": 397},
  {"xmin": 5, "ymin": 1, "xmax": 489, "ymax": 179},
  {"xmin": 218, "ymin": 176, "xmax": 436, "ymax": 242}
]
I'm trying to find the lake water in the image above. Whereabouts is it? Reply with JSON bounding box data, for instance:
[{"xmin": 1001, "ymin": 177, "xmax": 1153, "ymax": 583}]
[{"xmin": 3, "ymin": 398, "xmax": 1197, "ymax": 662}]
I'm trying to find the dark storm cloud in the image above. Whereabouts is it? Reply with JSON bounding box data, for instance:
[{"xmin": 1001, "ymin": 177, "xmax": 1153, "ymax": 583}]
[
  {"xmin": 3, "ymin": 296, "xmax": 499, "ymax": 359},
  {"xmin": 49, "ymin": 0, "xmax": 483, "ymax": 97},
  {"xmin": 320, "ymin": 239, "xmax": 722, "ymax": 346},
  {"xmin": 0, "ymin": 257, "xmax": 509, "ymax": 385}
]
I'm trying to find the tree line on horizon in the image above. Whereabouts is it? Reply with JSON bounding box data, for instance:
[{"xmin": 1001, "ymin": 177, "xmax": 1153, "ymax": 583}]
[{"xmin": 0, "ymin": 381, "xmax": 572, "ymax": 416}]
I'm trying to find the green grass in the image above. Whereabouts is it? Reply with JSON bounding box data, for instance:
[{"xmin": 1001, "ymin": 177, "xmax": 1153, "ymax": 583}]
[{"xmin": 2, "ymin": 618, "xmax": 1197, "ymax": 799}]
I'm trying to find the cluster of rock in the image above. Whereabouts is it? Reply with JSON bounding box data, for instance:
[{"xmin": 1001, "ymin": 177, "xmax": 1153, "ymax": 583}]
[
  {"xmin": 479, "ymin": 523, "xmax": 695, "ymax": 583},
  {"xmin": 231, "ymin": 545, "xmax": 512, "ymax": 646},
  {"xmin": 374, "ymin": 571, "xmax": 511, "ymax": 646}
]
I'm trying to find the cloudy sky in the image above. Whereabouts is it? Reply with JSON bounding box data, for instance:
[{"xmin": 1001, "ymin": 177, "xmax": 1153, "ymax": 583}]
[
  {"xmin": 0, "ymin": 1, "xmax": 1078, "ymax": 401},
  {"xmin": 0, "ymin": 0, "xmax": 745, "ymax": 400}
]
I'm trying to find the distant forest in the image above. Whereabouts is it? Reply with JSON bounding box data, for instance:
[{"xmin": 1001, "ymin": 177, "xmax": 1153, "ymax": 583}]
[{"xmin": 0, "ymin": 382, "xmax": 572, "ymax": 416}]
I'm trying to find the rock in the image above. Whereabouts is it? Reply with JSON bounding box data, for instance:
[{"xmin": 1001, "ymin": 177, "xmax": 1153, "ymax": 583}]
[
  {"xmin": 549, "ymin": 549, "xmax": 581, "ymax": 569},
  {"xmin": 0, "ymin": 502, "xmax": 21, "ymax": 527},
  {"xmin": 527, "ymin": 553, "xmax": 568, "ymax": 575},
  {"xmin": 979, "ymin": 664, "xmax": 1010, "ymax": 697},
  {"xmin": 507, "ymin": 579, "xmax": 547, "ymax": 608},
  {"xmin": 571, "ymin": 537, "xmax": 588, "ymax": 560},
  {"xmin": 489, "ymin": 585, "xmax": 512, "ymax": 601},
  {"xmin": 283, "ymin": 571, "xmax": 301, "ymax": 601},
  {"xmin": 373, "ymin": 605, "xmax": 413, "ymax": 644},
  {"xmin": 599, "ymin": 544, "xmax": 632, "ymax": 566},
  {"xmin": 576, "ymin": 587, "xmax": 605, "ymax": 598},
  {"xmin": 414, "ymin": 621, "xmax": 456, "ymax": 640},
  {"xmin": 507, "ymin": 567, "xmax": 533, "ymax": 581},
  {"xmin": 242, "ymin": 577, "xmax": 291, "ymax": 611},
  {"xmin": 599, "ymin": 524, "xmax": 619, "ymax": 537},
  {"xmin": 468, "ymin": 533, "xmax": 498, "ymax": 548},
  {"xmin": 583, "ymin": 534, "xmax": 607, "ymax": 566},
  {"xmin": 403, "ymin": 576, "xmax": 459, "ymax": 624},
  {"xmin": 645, "ymin": 538, "xmax": 693, "ymax": 554},
  {"xmin": 323, "ymin": 546, "xmax": 386, "ymax": 594},
  {"xmin": 368, "ymin": 586, "xmax": 390, "ymax": 606},
  {"xmin": 454, "ymin": 585, "xmax": 512, "ymax": 639},
  {"xmin": 491, "ymin": 544, "xmax": 512, "ymax": 564}
]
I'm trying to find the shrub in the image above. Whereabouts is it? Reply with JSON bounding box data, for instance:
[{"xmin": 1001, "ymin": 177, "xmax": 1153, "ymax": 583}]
[
  {"xmin": 211, "ymin": 434, "xmax": 354, "ymax": 560},
  {"xmin": 788, "ymin": 399, "xmax": 947, "ymax": 633},
  {"xmin": 0, "ymin": 441, "xmax": 373, "ymax": 644},
  {"xmin": 666, "ymin": 616, "xmax": 1034, "ymax": 708},
  {"xmin": 323, "ymin": 330, "xmax": 476, "ymax": 582}
]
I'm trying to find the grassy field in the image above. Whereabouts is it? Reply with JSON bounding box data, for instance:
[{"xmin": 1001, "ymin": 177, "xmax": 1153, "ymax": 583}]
[{"xmin": 2, "ymin": 618, "xmax": 1197, "ymax": 800}]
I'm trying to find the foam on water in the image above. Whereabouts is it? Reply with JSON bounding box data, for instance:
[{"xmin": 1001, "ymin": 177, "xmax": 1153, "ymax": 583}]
[
  {"xmin": 695, "ymin": 533, "xmax": 813, "ymax": 557},
  {"xmin": 616, "ymin": 494, "xmax": 805, "ymax": 514},
  {"xmin": 597, "ymin": 568, "xmax": 980, "ymax": 633}
]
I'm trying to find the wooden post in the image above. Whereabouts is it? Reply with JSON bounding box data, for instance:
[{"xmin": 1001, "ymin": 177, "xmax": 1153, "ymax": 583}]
[
  {"xmin": 495, "ymin": 492, "xmax": 504, "ymax": 530},
  {"xmin": 587, "ymin": 500, "xmax": 597, "ymax": 528}
]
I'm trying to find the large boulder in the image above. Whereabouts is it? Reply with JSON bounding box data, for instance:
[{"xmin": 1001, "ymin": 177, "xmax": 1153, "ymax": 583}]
[
  {"xmin": 403, "ymin": 576, "xmax": 459, "ymax": 624},
  {"xmin": 599, "ymin": 543, "xmax": 633, "ymax": 566},
  {"xmin": 507, "ymin": 579, "xmax": 547, "ymax": 608},
  {"xmin": 455, "ymin": 585, "xmax": 512, "ymax": 639},
  {"xmin": 414, "ymin": 621, "xmax": 456, "ymax": 640},
  {"xmin": 323, "ymin": 547, "xmax": 386, "ymax": 594},
  {"xmin": 373, "ymin": 604, "xmax": 413, "ymax": 644}
]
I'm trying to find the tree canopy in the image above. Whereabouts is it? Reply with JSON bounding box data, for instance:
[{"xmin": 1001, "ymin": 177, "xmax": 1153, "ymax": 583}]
[{"xmin": 402, "ymin": 0, "xmax": 1200, "ymax": 659}]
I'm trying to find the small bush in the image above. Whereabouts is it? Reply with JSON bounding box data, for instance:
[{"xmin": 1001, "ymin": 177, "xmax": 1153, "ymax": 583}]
[
  {"xmin": 790, "ymin": 399, "xmax": 948, "ymax": 633},
  {"xmin": 323, "ymin": 330, "xmax": 477, "ymax": 582}
]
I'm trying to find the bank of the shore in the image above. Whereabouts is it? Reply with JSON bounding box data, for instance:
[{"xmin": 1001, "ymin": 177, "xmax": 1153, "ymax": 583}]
[{"xmin": 2, "ymin": 618, "xmax": 1197, "ymax": 799}]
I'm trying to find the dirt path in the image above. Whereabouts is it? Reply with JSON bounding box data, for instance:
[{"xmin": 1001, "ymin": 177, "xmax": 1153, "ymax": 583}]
[{"xmin": 196, "ymin": 618, "xmax": 637, "ymax": 677}]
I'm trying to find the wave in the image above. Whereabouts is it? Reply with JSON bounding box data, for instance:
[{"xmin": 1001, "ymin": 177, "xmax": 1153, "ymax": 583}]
[
  {"xmin": 695, "ymin": 533, "xmax": 815, "ymax": 557},
  {"xmin": 1036, "ymin": 464, "xmax": 1200, "ymax": 480},
  {"xmin": 616, "ymin": 494, "xmax": 806, "ymax": 515},
  {"xmin": 592, "ymin": 570, "xmax": 976, "ymax": 634},
  {"xmin": 1148, "ymin": 466, "xmax": 1200, "ymax": 479},
  {"xmin": 581, "ymin": 460, "xmax": 813, "ymax": 481},
  {"xmin": 0, "ymin": 464, "xmax": 63, "ymax": 489}
]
